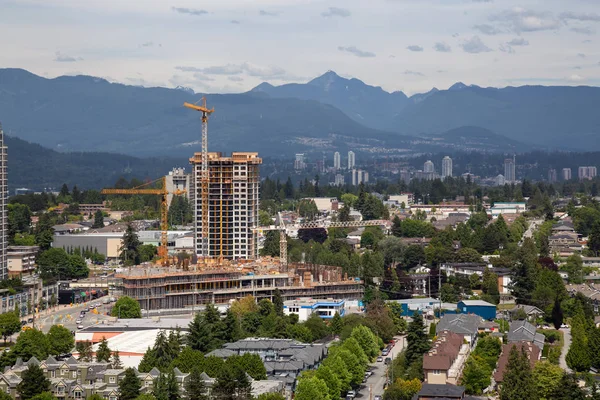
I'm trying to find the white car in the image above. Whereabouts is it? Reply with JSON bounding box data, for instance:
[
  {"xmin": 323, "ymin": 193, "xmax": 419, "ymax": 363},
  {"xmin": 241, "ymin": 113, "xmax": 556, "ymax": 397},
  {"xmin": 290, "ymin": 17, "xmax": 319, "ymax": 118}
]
[
  {"xmin": 77, "ymin": 325, "xmax": 84, "ymax": 329},
  {"xmin": 75, "ymin": 319, "xmax": 81, "ymax": 324}
]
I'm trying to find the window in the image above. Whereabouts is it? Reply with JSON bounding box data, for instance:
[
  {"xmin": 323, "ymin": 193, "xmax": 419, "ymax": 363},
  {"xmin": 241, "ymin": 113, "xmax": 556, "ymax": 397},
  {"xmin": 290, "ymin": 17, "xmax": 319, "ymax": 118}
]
[
  {"xmin": 109, "ymin": 396, "xmax": 117, "ymax": 400},
  {"xmin": 74, "ymin": 390, "xmax": 83, "ymax": 399},
  {"xmin": 57, "ymin": 387, "xmax": 65, "ymax": 395},
  {"xmin": 109, "ymin": 377, "xmax": 116, "ymax": 384},
  {"xmin": 61, "ymin": 369, "xmax": 66, "ymax": 376},
  {"xmin": 72, "ymin": 371, "xmax": 77, "ymax": 378},
  {"xmin": 51, "ymin": 371, "xmax": 56, "ymax": 378},
  {"xmin": 432, "ymin": 370, "xmax": 441, "ymax": 375}
]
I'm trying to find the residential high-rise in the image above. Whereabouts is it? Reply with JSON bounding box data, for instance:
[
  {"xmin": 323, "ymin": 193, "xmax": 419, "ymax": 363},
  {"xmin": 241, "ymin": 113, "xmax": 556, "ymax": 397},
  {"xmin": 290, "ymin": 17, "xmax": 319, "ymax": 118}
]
[
  {"xmin": 333, "ymin": 152, "xmax": 341, "ymax": 170},
  {"xmin": 495, "ymin": 174, "xmax": 505, "ymax": 186},
  {"xmin": 348, "ymin": 151, "xmax": 356, "ymax": 169},
  {"xmin": 294, "ymin": 154, "xmax": 306, "ymax": 170},
  {"xmin": 563, "ymin": 168, "xmax": 572, "ymax": 181},
  {"xmin": 352, "ymin": 169, "xmax": 365, "ymax": 185},
  {"xmin": 190, "ymin": 152, "xmax": 261, "ymax": 260},
  {"xmin": 334, "ymin": 174, "xmax": 345, "ymax": 186},
  {"xmin": 0, "ymin": 124, "xmax": 6, "ymax": 280},
  {"xmin": 504, "ymin": 156, "xmax": 516, "ymax": 183},
  {"xmin": 547, "ymin": 169, "xmax": 557, "ymax": 183},
  {"xmin": 424, "ymin": 160, "xmax": 435, "ymax": 174},
  {"xmin": 441, "ymin": 156, "xmax": 453, "ymax": 179},
  {"xmin": 579, "ymin": 166, "xmax": 598, "ymax": 180},
  {"xmin": 165, "ymin": 167, "xmax": 193, "ymax": 208},
  {"xmin": 399, "ymin": 169, "xmax": 410, "ymax": 183}
]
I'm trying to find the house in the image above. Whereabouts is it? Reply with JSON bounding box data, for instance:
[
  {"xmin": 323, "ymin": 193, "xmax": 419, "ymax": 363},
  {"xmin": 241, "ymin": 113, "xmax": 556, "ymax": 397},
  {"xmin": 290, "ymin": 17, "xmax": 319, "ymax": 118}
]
[
  {"xmin": 388, "ymin": 298, "xmax": 438, "ymax": 317},
  {"xmin": 440, "ymin": 263, "xmax": 512, "ymax": 294},
  {"xmin": 423, "ymin": 331, "xmax": 468, "ymax": 385},
  {"xmin": 509, "ymin": 305, "xmax": 544, "ymax": 321},
  {"xmin": 414, "ymin": 383, "xmax": 470, "ymax": 399},
  {"xmin": 436, "ymin": 314, "xmax": 481, "ymax": 345},
  {"xmin": 283, "ymin": 298, "xmax": 345, "ymax": 322},
  {"xmin": 493, "ymin": 342, "xmax": 540, "ymax": 386},
  {"xmin": 507, "ymin": 321, "xmax": 545, "ymax": 351},
  {"xmin": 457, "ymin": 300, "xmax": 496, "ymax": 321},
  {"xmin": 549, "ymin": 231, "xmax": 582, "ymax": 256}
]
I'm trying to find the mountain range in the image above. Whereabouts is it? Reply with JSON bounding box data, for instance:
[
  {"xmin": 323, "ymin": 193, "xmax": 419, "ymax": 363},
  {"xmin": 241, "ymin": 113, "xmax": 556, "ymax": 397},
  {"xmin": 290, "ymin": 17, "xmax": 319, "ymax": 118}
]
[{"xmin": 0, "ymin": 68, "xmax": 598, "ymax": 158}]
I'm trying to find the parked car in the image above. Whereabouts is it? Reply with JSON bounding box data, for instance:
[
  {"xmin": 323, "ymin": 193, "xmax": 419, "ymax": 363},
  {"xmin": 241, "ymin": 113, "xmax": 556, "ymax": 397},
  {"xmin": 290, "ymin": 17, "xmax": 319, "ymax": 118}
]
[
  {"xmin": 381, "ymin": 349, "xmax": 389, "ymax": 356},
  {"xmin": 20, "ymin": 321, "xmax": 26, "ymax": 326},
  {"xmin": 27, "ymin": 318, "xmax": 33, "ymax": 323},
  {"xmin": 377, "ymin": 356, "xmax": 383, "ymax": 362},
  {"xmin": 347, "ymin": 391, "xmax": 356, "ymax": 399},
  {"xmin": 384, "ymin": 357, "xmax": 392, "ymax": 365},
  {"xmin": 375, "ymin": 396, "xmax": 382, "ymax": 400},
  {"xmin": 75, "ymin": 319, "xmax": 81, "ymax": 324},
  {"xmin": 77, "ymin": 325, "xmax": 84, "ymax": 329}
]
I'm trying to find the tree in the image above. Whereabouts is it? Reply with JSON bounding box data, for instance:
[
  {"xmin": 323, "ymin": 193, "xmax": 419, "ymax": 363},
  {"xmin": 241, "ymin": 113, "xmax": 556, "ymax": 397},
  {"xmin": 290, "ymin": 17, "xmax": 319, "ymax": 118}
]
[
  {"xmin": 120, "ymin": 223, "xmax": 141, "ymax": 266},
  {"xmin": 8, "ymin": 203, "xmax": 32, "ymax": 244},
  {"xmin": 138, "ymin": 244, "xmax": 158, "ymax": 263},
  {"xmin": 461, "ymin": 356, "xmax": 492, "ymax": 395},
  {"xmin": 566, "ymin": 311, "xmax": 591, "ymax": 372},
  {"xmin": 47, "ymin": 325, "xmax": 75, "ymax": 355},
  {"xmin": 92, "ymin": 210, "xmax": 105, "ymax": 228},
  {"xmin": 17, "ymin": 364, "xmax": 51, "ymax": 400},
  {"xmin": 330, "ymin": 312, "xmax": 343, "ymax": 335},
  {"xmin": 29, "ymin": 393, "xmax": 57, "ymax": 400},
  {"xmin": 257, "ymin": 394, "xmax": 285, "ymax": 400},
  {"xmin": 550, "ymin": 373, "xmax": 586, "ymax": 400},
  {"xmin": 112, "ymin": 350, "xmax": 124, "ymax": 369},
  {"xmin": 0, "ymin": 309, "xmax": 21, "ymax": 343},
  {"xmin": 315, "ymin": 366, "xmax": 341, "ymax": 400},
  {"xmin": 551, "ymin": 298, "xmax": 564, "ymax": 330},
  {"xmin": 185, "ymin": 367, "xmax": 208, "ymax": 400},
  {"xmin": 119, "ymin": 368, "xmax": 142, "ymax": 400},
  {"xmin": 532, "ymin": 361, "xmax": 564, "ymax": 400},
  {"xmin": 304, "ymin": 313, "xmax": 330, "ymax": 341},
  {"xmin": 11, "ymin": 328, "xmax": 50, "ymax": 362},
  {"xmin": 273, "ymin": 289, "xmax": 284, "ymax": 316},
  {"xmin": 295, "ymin": 376, "xmax": 331, "ymax": 400},
  {"xmin": 96, "ymin": 337, "xmax": 112, "ymax": 362},
  {"xmin": 455, "ymin": 247, "xmax": 482, "ymax": 263},
  {"xmin": 112, "ymin": 296, "xmax": 142, "ymax": 318},
  {"xmin": 500, "ymin": 346, "xmax": 536, "ymax": 400},
  {"xmin": 350, "ymin": 325, "xmax": 379, "ymax": 359},
  {"xmin": 564, "ymin": 254, "xmax": 584, "ymax": 284},
  {"xmin": 213, "ymin": 363, "xmax": 252, "ymax": 400},
  {"xmin": 76, "ymin": 340, "xmax": 93, "ymax": 362},
  {"xmin": 405, "ymin": 312, "xmax": 430, "ymax": 366}
]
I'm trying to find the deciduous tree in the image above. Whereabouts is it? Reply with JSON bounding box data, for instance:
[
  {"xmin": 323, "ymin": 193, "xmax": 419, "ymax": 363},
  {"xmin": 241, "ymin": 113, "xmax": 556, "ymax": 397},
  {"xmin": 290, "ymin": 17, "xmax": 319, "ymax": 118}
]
[{"xmin": 47, "ymin": 325, "xmax": 75, "ymax": 355}]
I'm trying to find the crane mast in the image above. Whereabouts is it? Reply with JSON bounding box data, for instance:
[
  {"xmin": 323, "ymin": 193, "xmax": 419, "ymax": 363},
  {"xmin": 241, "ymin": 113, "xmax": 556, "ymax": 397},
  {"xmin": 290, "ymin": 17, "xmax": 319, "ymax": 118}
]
[{"xmin": 184, "ymin": 98, "xmax": 214, "ymax": 262}]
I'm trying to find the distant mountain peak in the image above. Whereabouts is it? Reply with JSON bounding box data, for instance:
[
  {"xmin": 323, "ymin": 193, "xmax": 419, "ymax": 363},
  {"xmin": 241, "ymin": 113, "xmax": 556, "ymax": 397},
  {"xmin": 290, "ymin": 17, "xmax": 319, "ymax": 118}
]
[
  {"xmin": 175, "ymin": 85, "xmax": 195, "ymax": 94},
  {"xmin": 449, "ymin": 82, "xmax": 468, "ymax": 91},
  {"xmin": 309, "ymin": 70, "xmax": 343, "ymax": 90},
  {"xmin": 251, "ymin": 82, "xmax": 274, "ymax": 92}
]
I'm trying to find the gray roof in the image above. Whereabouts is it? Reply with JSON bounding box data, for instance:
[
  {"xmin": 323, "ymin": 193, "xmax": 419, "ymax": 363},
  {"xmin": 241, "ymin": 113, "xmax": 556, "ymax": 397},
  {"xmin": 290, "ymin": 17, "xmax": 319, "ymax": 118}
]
[
  {"xmin": 511, "ymin": 305, "xmax": 543, "ymax": 315},
  {"xmin": 436, "ymin": 314, "xmax": 481, "ymax": 336},
  {"xmin": 417, "ymin": 383, "xmax": 465, "ymax": 397},
  {"xmin": 459, "ymin": 300, "xmax": 496, "ymax": 307},
  {"xmin": 507, "ymin": 320, "xmax": 545, "ymax": 350},
  {"xmin": 205, "ymin": 348, "xmax": 236, "ymax": 358}
]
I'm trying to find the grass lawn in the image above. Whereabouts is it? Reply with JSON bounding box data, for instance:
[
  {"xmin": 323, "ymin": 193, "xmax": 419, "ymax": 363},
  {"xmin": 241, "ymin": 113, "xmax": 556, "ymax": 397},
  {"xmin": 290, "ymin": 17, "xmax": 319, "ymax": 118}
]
[{"xmin": 497, "ymin": 303, "xmax": 516, "ymax": 311}]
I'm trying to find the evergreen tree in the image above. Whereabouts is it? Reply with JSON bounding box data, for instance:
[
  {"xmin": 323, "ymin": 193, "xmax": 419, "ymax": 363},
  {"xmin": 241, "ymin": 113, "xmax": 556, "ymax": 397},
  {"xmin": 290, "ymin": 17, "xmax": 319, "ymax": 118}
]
[
  {"xmin": 566, "ymin": 311, "xmax": 591, "ymax": 371},
  {"xmin": 76, "ymin": 340, "xmax": 93, "ymax": 362},
  {"xmin": 96, "ymin": 337, "xmax": 112, "ymax": 363},
  {"xmin": 551, "ymin": 297, "xmax": 564, "ymax": 330},
  {"xmin": 185, "ymin": 367, "xmax": 208, "ymax": 400},
  {"xmin": 111, "ymin": 350, "xmax": 123, "ymax": 369},
  {"xmin": 119, "ymin": 223, "xmax": 141, "ymax": 266},
  {"xmin": 551, "ymin": 374, "xmax": 586, "ymax": 400},
  {"xmin": 59, "ymin": 184, "xmax": 70, "ymax": 199},
  {"xmin": 17, "ymin": 364, "xmax": 51, "ymax": 400},
  {"xmin": 273, "ymin": 289, "xmax": 284, "ymax": 316},
  {"xmin": 405, "ymin": 312, "xmax": 430, "ymax": 367},
  {"xmin": 118, "ymin": 368, "xmax": 141, "ymax": 400},
  {"xmin": 500, "ymin": 346, "xmax": 536, "ymax": 400},
  {"xmin": 92, "ymin": 210, "xmax": 105, "ymax": 229},
  {"xmin": 330, "ymin": 312, "xmax": 343, "ymax": 335}
]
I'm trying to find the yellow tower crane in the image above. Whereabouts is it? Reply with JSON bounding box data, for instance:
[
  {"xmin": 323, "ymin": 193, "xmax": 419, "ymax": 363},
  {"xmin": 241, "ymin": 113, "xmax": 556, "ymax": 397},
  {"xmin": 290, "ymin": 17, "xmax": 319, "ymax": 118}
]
[
  {"xmin": 183, "ymin": 97, "xmax": 214, "ymax": 262},
  {"xmin": 101, "ymin": 177, "xmax": 186, "ymax": 266}
]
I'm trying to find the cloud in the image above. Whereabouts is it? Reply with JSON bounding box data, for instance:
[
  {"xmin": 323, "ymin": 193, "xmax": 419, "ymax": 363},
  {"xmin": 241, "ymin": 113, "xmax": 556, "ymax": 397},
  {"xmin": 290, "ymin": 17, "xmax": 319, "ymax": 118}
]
[
  {"xmin": 452, "ymin": 33, "xmax": 459, "ymax": 38},
  {"xmin": 389, "ymin": 54, "xmax": 396, "ymax": 58},
  {"xmin": 489, "ymin": 8, "xmax": 560, "ymax": 33},
  {"xmin": 406, "ymin": 45, "xmax": 424, "ymax": 52},
  {"xmin": 192, "ymin": 73, "xmax": 215, "ymax": 81},
  {"xmin": 228, "ymin": 76, "xmax": 244, "ymax": 82},
  {"xmin": 560, "ymin": 12, "xmax": 600, "ymax": 22},
  {"xmin": 54, "ymin": 51, "xmax": 82, "ymax": 62},
  {"xmin": 338, "ymin": 46, "xmax": 376, "ymax": 58},
  {"xmin": 571, "ymin": 27, "xmax": 596, "ymax": 35},
  {"xmin": 499, "ymin": 44, "xmax": 515, "ymax": 54},
  {"xmin": 582, "ymin": 39, "xmax": 593, "ymax": 43},
  {"xmin": 321, "ymin": 7, "xmax": 351, "ymax": 18},
  {"xmin": 433, "ymin": 42, "xmax": 452, "ymax": 52},
  {"xmin": 578, "ymin": 53, "xmax": 586, "ymax": 58},
  {"xmin": 568, "ymin": 74, "xmax": 585, "ymax": 82},
  {"xmin": 473, "ymin": 24, "xmax": 503, "ymax": 35},
  {"xmin": 404, "ymin": 70, "xmax": 424, "ymax": 76},
  {"xmin": 473, "ymin": 0, "xmax": 493, "ymax": 2},
  {"xmin": 141, "ymin": 42, "xmax": 154, "ymax": 47},
  {"xmin": 171, "ymin": 7, "xmax": 208, "ymax": 16},
  {"xmin": 461, "ymin": 36, "xmax": 492, "ymax": 53},
  {"xmin": 230, "ymin": 20, "xmax": 240, "ymax": 24},
  {"xmin": 259, "ymin": 10, "xmax": 279, "ymax": 16},
  {"xmin": 175, "ymin": 63, "xmax": 289, "ymax": 79},
  {"xmin": 507, "ymin": 37, "xmax": 529, "ymax": 46}
]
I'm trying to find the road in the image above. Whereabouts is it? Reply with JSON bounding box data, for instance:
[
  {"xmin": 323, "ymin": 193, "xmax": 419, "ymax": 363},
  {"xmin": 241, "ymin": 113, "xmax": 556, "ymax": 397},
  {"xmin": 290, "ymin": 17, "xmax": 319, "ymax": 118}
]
[
  {"xmin": 358, "ymin": 335, "xmax": 406, "ymax": 400},
  {"xmin": 559, "ymin": 327, "xmax": 572, "ymax": 373},
  {"xmin": 523, "ymin": 219, "xmax": 543, "ymax": 240},
  {"xmin": 20, "ymin": 300, "xmax": 114, "ymax": 335}
]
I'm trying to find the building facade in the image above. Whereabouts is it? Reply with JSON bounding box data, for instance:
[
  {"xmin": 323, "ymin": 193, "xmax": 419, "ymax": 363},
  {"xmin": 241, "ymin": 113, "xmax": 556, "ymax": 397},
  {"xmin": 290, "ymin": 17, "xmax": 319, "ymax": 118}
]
[
  {"xmin": 7, "ymin": 246, "xmax": 39, "ymax": 278},
  {"xmin": 563, "ymin": 168, "xmax": 572, "ymax": 180},
  {"xmin": 0, "ymin": 124, "xmax": 6, "ymax": 280},
  {"xmin": 424, "ymin": 160, "xmax": 435, "ymax": 174},
  {"xmin": 579, "ymin": 166, "xmax": 598, "ymax": 180},
  {"xmin": 283, "ymin": 298, "xmax": 345, "ymax": 322},
  {"xmin": 294, "ymin": 154, "xmax": 306, "ymax": 171},
  {"xmin": 441, "ymin": 156, "xmax": 452, "ymax": 179},
  {"xmin": 333, "ymin": 152, "xmax": 341, "ymax": 170},
  {"xmin": 347, "ymin": 151, "xmax": 355, "ymax": 169},
  {"xmin": 190, "ymin": 152, "xmax": 261, "ymax": 260},
  {"xmin": 165, "ymin": 167, "xmax": 193, "ymax": 208},
  {"xmin": 504, "ymin": 156, "xmax": 516, "ymax": 183},
  {"xmin": 548, "ymin": 168, "xmax": 557, "ymax": 183}
]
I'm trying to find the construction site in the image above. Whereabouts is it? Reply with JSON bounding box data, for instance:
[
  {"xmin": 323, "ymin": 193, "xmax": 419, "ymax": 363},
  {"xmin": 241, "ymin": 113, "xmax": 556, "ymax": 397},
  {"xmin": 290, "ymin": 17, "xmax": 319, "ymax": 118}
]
[{"xmin": 104, "ymin": 98, "xmax": 367, "ymax": 311}]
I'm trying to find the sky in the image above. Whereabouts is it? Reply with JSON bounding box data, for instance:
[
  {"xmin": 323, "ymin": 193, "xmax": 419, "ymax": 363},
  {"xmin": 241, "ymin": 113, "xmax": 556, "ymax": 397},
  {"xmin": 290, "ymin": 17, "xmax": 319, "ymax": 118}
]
[{"xmin": 0, "ymin": 0, "xmax": 599, "ymax": 95}]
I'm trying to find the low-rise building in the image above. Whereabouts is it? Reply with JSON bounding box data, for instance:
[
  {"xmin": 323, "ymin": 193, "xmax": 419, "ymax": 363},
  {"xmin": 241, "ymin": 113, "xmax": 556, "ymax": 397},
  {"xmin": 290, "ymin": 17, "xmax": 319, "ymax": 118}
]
[
  {"xmin": 423, "ymin": 331, "xmax": 468, "ymax": 385},
  {"xmin": 488, "ymin": 202, "xmax": 527, "ymax": 218},
  {"xmin": 7, "ymin": 245, "xmax": 39, "ymax": 277},
  {"xmin": 509, "ymin": 305, "xmax": 544, "ymax": 321},
  {"xmin": 436, "ymin": 314, "xmax": 481, "ymax": 345},
  {"xmin": 388, "ymin": 298, "xmax": 439, "ymax": 317},
  {"xmin": 414, "ymin": 383, "xmax": 471, "ymax": 400},
  {"xmin": 283, "ymin": 298, "xmax": 345, "ymax": 322},
  {"xmin": 507, "ymin": 320, "xmax": 545, "ymax": 351},
  {"xmin": 440, "ymin": 263, "xmax": 512, "ymax": 294},
  {"xmin": 457, "ymin": 300, "xmax": 496, "ymax": 321},
  {"xmin": 493, "ymin": 342, "xmax": 540, "ymax": 386}
]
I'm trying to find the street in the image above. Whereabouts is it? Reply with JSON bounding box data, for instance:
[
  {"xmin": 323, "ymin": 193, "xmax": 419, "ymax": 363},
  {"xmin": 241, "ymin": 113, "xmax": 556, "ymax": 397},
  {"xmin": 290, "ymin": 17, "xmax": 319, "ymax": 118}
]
[
  {"xmin": 559, "ymin": 327, "xmax": 572, "ymax": 373},
  {"xmin": 22, "ymin": 300, "xmax": 114, "ymax": 334},
  {"xmin": 358, "ymin": 335, "xmax": 406, "ymax": 400}
]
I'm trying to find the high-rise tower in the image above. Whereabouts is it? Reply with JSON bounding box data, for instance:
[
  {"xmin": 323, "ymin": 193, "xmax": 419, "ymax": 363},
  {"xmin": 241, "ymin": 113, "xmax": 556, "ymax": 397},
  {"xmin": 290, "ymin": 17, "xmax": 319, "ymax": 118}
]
[
  {"xmin": 333, "ymin": 152, "xmax": 341, "ymax": 170},
  {"xmin": 441, "ymin": 156, "xmax": 453, "ymax": 179},
  {"xmin": 348, "ymin": 151, "xmax": 355, "ymax": 169},
  {"xmin": 0, "ymin": 124, "xmax": 7, "ymax": 280},
  {"xmin": 504, "ymin": 156, "xmax": 516, "ymax": 183},
  {"xmin": 424, "ymin": 160, "xmax": 435, "ymax": 174},
  {"xmin": 189, "ymin": 152, "xmax": 261, "ymax": 260}
]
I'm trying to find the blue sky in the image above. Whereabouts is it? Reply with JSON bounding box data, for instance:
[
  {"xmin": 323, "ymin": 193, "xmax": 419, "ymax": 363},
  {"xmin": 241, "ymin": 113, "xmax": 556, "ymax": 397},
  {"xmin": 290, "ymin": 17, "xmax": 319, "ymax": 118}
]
[{"xmin": 0, "ymin": 0, "xmax": 599, "ymax": 95}]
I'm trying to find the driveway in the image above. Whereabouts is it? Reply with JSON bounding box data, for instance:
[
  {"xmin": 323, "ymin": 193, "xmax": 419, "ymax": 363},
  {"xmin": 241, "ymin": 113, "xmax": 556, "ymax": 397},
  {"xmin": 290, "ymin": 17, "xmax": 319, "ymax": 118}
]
[
  {"xmin": 357, "ymin": 335, "xmax": 406, "ymax": 399},
  {"xmin": 559, "ymin": 327, "xmax": 572, "ymax": 373}
]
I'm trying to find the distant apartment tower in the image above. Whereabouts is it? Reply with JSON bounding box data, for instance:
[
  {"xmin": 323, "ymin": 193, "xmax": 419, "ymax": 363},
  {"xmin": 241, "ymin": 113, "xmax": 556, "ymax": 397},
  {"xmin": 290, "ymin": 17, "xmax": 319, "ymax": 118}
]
[
  {"xmin": 352, "ymin": 169, "xmax": 368, "ymax": 185},
  {"xmin": 189, "ymin": 152, "xmax": 261, "ymax": 260},
  {"xmin": 563, "ymin": 168, "xmax": 572, "ymax": 181},
  {"xmin": 504, "ymin": 156, "xmax": 516, "ymax": 183},
  {"xmin": 547, "ymin": 169, "xmax": 557, "ymax": 183},
  {"xmin": 399, "ymin": 169, "xmax": 410, "ymax": 183},
  {"xmin": 334, "ymin": 174, "xmax": 345, "ymax": 186},
  {"xmin": 348, "ymin": 151, "xmax": 356, "ymax": 169},
  {"xmin": 441, "ymin": 156, "xmax": 453, "ymax": 179},
  {"xmin": 495, "ymin": 174, "xmax": 506, "ymax": 186},
  {"xmin": 333, "ymin": 152, "xmax": 341, "ymax": 170},
  {"xmin": 165, "ymin": 167, "xmax": 193, "ymax": 208},
  {"xmin": 0, "ymin": 124, "xmax": 6, "ymax": 280},
  {"xmin": 579, "ymin": 166, "xmax": 598, "ymax": 180},
  {"xmin": 424, "ymin": 160, "xmax": 435, "ymax": 174},
  {"xmin": 294, "ymin": 154, "xmax": 306, "ymax": 170}
]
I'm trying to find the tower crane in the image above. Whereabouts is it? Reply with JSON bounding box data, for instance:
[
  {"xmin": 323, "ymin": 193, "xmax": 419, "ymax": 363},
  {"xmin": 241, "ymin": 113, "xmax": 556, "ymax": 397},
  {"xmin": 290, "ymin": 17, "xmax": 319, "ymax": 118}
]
[
  {"xmin": 184, "ymin": 97, "xmax": 214, "ymax": 262},
  {"xmin": 257, "ymin": 214, "xmax": 389, "ymax": 269},
  {"xmin": 101, "ymin": 177, "xmax": 186, "ymax": 266}
]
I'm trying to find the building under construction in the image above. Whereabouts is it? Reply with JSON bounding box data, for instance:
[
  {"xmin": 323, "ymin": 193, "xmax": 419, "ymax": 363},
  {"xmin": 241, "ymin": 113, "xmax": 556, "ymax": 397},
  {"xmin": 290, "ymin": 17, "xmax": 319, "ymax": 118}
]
[
  {"xmin": 190, "ymin": 152, "xmax": 261, "ymax": 260},
  {"xmin": 114, "ymin": 262, "xmax": 364, "ymax": 310}
]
